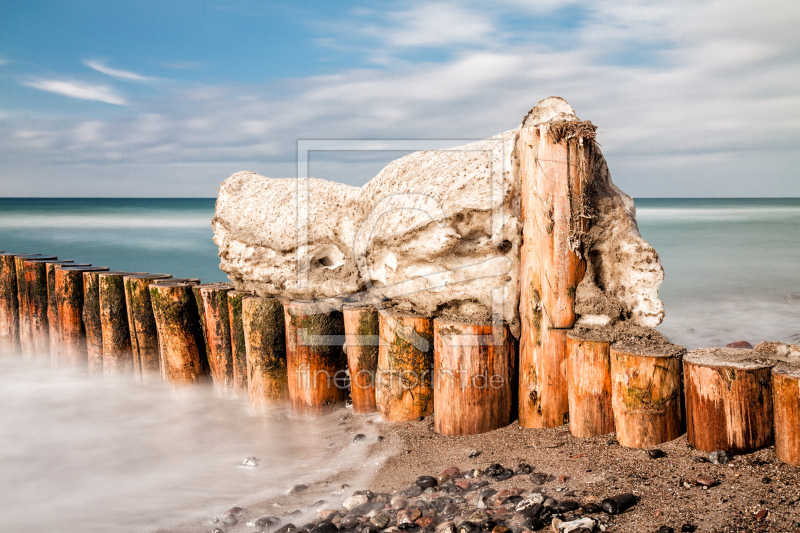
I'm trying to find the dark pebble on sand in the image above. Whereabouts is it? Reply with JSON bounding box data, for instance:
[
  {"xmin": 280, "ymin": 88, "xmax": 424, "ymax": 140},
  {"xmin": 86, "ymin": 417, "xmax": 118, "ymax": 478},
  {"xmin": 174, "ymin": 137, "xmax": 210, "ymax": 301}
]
[
  {"xmin": 515, "ymin": 463, "xmax": 532, "ymax": 475},
  {"xmin": 310, "ymin": 521, "xmax": 338, "ymax": 533},
  {"xmin": 401, "ymin": 486, "xmax": 423, "ymax": 498},
  {"xmin": 494, "ymin": 470, "xmax": 513, "ymax": 481},
  {"xmin": 600, "ymin": 493, "xmax": 637, "ymax": 514},
  {"xmin": 556, "ymin": 500, "xmax": 580, "ymax": 512},
  {"xmin": 254, "ymin": 516, "xmax": 281, "ymax": 527},
  {"xmin": 581, "ymin": 503, "xmax": 602, "ymax": 514},
  {"xmin": 530, "ymin": 473, "xmax": 549, "ymax": 485},
  {"xmin": 485, "ymin": 464, "xmax": 505, "ymax": 477},
  {"xmin": 709, "ymin": 450, "xmax": 732, "ymax": 464},
  {"xmin": 657, "ymin": 527, "xmax": 675, "ymax": 533},
  {"xmin": 398, "ymin": 523, "xmax": 419, "ymax": 531},
  {"xmin": 226, "ymin": 506, "xmax": 244, "ymax": 515},
  {"xmin": 340, "ymin": 516, "xmax": 359, "ymax": 529},
  {"xmin": 648, "ymin": 449, "xmax": 666, "ymax": 459},
  {"xmin": 762, "ymin": 476, "xmax": 771, "ymax": 484},
  {"xmin": 754, "ymin": 509, "xmax": 768, "ymax": 520},
  {"xmin": 353, "ymin": 434, "xmax": 366, "ymax": 442},
  {"xmin": 681, "ymin": 524, "xmax": 697, "ymax": 532},
  {"xmin": 469, "ymin": 450, "xmax": 482, "ymax": 458},
  {"xmin": 697, "ymin": 475, "xmax": 717, "ymax": 487},
  {"xmin": 289, "ymin": 484, "xmax": 308, "ymax": 494},
  {"xmin": 370, "ymin": 511, "xmax": 390, "ymax": 528}
]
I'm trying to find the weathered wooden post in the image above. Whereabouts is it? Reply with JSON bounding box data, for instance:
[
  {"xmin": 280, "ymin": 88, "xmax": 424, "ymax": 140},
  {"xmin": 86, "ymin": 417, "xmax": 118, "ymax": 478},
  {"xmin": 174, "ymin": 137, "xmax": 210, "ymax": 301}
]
[
  {"xmin": 375, "ymin": 311, "xmax": 434, "ymax": 422},
  {"xmin": 193, "ymin": 282, "xmax": 235, "ymax": 391},
  {"xmin": 98, "ymin": 271, "xmax": 142, "ymax": 374},
  {"xmin": 518, "ymin": 112, "xmax": 595, "ymax": 429},
  {"xmin": 610, "ymin": 342, "xmax": 685, "ymax": 448},
  {"xmin": 227, "ymin": 290, "xmax": 250, "ymax": 397},
  {"xmin": 242, "ymin": 296, "xmax": 289, "ymax": 413},
  {"xmin": 47, "ymin": 261, "xmax": 90, "ymax": 362},
  {"xmin": 433, "ymin": 317, "xmax": 515, "ymax": 435},
  {"xmin": 16, "ymin": 254, "xmax": 56, "ymax": 358},
  {"xmin": 773, "ymin": 363, "xmax": 800, "ymax": 466},
  {"xmin": 684, "ymin": 348, "xmax": 775, "ymax": 454},
  {"xmin": 82, "ymin": 270, "xmax": 106, "ymax": 373},
  {"xmin": 343, "ymin": 305, "xmax": 380, "ymax": 414},
  {"xmin": 20, "ymin": 258, "xmax": 72, "ymax": 359},
  {"xmin": 566, "ymin": 330, "xmax": 615, "ymax": 438},
  {"xmin": 54, "ymin": 265, "xmax": 109, "ymax": 367},
  {"xmin": 283, "ymin": 300, "xmax": 348, "ymax": 415},
  {"xmin": 0, "ymin": 253, "xmax": 22, "ymax": 355},
  {"xmin": 124, "ymin": 273, "xmax": 172, "ymax": 381},
  {"xmin": 149, "ymin": 280, "xmax": 207, "ymax": 387}
]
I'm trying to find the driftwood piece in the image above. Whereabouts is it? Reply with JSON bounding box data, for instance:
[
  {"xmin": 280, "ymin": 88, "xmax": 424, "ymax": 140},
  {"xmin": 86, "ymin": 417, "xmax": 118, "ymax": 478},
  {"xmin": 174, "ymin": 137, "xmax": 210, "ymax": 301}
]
[
  {"xmin": 376, "ymin": 312, "xmax": 434, "ymax": 422},
  {"xmin": 242, "ymin": 296, "xmax": 288, "ymax": 413},
  {"xmin": 433, "ymin": 317, "xmax": 515, "ymax": 435},
  {"xmin": 610, "ymin": 342, "xmax": 685, "ymax": 448},
  {"xmin": 566, "ymin": 331, "xmax": 615, "ymax": 438},
  {"xmin": 684, "ymin": 348, "xmax": 776, "ymax": 454},
  {"xmin": 343, "ymin": 306, "xmax": 380, "ymax": 414}
]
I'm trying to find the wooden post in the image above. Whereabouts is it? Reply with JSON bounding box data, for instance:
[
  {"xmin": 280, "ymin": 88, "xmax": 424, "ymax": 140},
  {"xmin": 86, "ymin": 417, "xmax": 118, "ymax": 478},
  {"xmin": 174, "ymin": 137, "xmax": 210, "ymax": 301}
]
[
  {"xmin": 684, "ymin": 348, "xmax": 776, "ymax": 454},
  {"xmin": 773, "ymin": 363, "xmax": 800, "ymax": 467},
  {"xmin": 375, "ymin": 311, "xmax": 434, "ymax": 422},
  {"xmin": 149, "ymin": 280, "xmax": 208, "ymax": 387},
  {"xmin": 242, "ymin": 297, "xmax": 289, "ymax": 413},
  {"xmin": 54, "ymin": 265, "xmax": 109, "ymax": 367},
  {"xmin": 82, "ymin": 270, "xmax": 106, "ymax": 373},
  {"xmin": 15, "ymin": 254, "xmax": 56, "ymax": 358},
  {"xmin": 0, "ymin": 253, "xmax": 23, "ymax": 355},
  {"xmin": 193, "ymin": 282, "xmax": 235, "ymax": 391},
  {"xmin": 124, "ymin": 274, "xmax": 172, "ymax": 381},
  {"xmin": 517, "ymin": 118, "xmax": 595, "ymax": 429},
  {"xmin": 284, "ymin": 301, "xmax": 348, "ymax": 415},
  {"xmin": 610, "ymin": 342, "xmax": 685, "ymax": 448},
  {"xmin": 227, "ymin": 290, "xmax": 249, "ymax": 397},
  {"xmin": 20, "ymin": 258, "xmax": 72, "ymax": 359},
  {"xmin": 566, "ymin": 331, "xmax": 615, "ymax": 438},
  {"xmin": 47, "ymin": 262, "xmax": 90, "ymax": 363},
  {"xmin": 433, "ymin": 317, "xmax": 515, "ymax": 435},
  {"xmin": 343, "ymin": 305, "xmax": 380, "ymax": 414},
  {"xmin": 98, "ymin": 271, "xmax": 143, "ymax": 375}
]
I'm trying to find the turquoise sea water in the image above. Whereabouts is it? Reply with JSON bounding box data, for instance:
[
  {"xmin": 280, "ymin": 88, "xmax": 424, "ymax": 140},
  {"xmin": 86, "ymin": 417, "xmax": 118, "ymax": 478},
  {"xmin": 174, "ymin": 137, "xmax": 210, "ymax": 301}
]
[{"xmin": 1, "ymin": 197, "xmax": 798, "ymax": 348}]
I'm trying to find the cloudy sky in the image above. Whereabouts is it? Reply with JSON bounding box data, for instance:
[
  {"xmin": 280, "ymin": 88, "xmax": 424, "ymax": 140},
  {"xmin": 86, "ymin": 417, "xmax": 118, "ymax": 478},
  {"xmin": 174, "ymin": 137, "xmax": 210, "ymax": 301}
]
[{"xmin": 1, "ymin": 0, "xmax": 798, "ymax": 197}]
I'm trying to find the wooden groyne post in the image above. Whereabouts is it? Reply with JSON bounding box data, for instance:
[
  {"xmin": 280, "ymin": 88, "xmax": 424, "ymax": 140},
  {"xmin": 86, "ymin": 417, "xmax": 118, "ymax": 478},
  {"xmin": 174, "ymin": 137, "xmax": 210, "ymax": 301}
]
[
  {"xmin": 343, "ymin": 305, "xmax": 380, "ymax": 414},
  {"xmin": 283, "ymin": 301, "xmax": 348, "ymax": 415},
  {"xmin": 773, "ymin": 363, "xmax": 800, "ymax": 466},
  {"xmin": 47, "ymin": 261, "xmax": 90, "ymax": 362},
  {"xmin": 0, "ymin": 253, "xmax": 23, "ymax": 355},
  {"xmin": 227, "ymin": 290, "xmax": 249, "ymax": 397},
  {"xmin": 518, "ymin": 119, "xmax": 594, "ymax": 429},
  {"xmin": 242, "ymin": 296, "xmax": 288, "ymax": 413},
  {"xmin": 193, "ymin": 282, "xmax": 235, "ymax": 391},
  {"xmin": 124, "ymin": 274, "xmax": 172, "ymax": 381},
  {"xmin": 98, "ymin": 271, "xmax": 142, "ymax": 374},
  {"xmin": 566, "ymin": 331, "xmax": 615, "ymax": 438},
  {"xmin": 16, "ymin": 254, "xmax": 56, "ymax": 358},
  {"xmin": 54, "ymin": 265, "xmax": 109, "ymax": 366}
]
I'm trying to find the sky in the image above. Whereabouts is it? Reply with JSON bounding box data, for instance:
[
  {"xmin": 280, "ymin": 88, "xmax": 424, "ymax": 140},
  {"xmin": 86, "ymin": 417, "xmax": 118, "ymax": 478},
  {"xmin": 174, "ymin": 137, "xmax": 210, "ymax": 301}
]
[{"xmin": 0, "ymin": 0, "xmax": 798, "ymax": 197}]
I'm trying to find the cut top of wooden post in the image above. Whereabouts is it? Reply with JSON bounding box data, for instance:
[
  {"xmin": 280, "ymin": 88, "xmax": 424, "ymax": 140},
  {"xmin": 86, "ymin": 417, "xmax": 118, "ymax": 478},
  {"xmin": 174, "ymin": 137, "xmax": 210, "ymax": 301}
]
[{"xmin": 683, "ymin": 347, "xmax": 779, "ymax": 370}]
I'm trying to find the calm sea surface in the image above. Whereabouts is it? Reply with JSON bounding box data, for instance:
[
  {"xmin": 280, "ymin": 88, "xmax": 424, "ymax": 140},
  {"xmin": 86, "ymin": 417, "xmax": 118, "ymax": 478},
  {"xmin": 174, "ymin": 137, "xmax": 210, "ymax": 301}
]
[{"xmin": 0, "ymin": 197, "xmax": 798, "ymax": 532}]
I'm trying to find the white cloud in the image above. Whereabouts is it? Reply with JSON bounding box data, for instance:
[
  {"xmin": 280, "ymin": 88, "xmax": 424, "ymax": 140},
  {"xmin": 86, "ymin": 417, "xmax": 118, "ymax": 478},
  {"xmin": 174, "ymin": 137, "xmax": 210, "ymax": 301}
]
[
  {"xmin": 83, "ymin": 59, "xmax": 155, "ymax": 82},
  {"xmin": 23, "ymin": 79, "xmax": 128, "ymax": 105}
]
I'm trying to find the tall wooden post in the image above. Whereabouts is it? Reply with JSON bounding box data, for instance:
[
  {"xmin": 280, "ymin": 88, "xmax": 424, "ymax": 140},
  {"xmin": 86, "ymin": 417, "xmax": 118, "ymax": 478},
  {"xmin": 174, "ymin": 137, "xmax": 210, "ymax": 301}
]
[
  {"xmin": 433, "ymin": 318, "xmax": 515, "ymax": 435},
  {"xmin": 16, "ymin": 254, "xmax": 56, "ymax": 358},
  {"xmin": 375, "ymin": 311, "xmax": 434, "ymax": 422},
  {"xmin": 227, "ymin": 290, "xmax": 250, "ymax": 397},
  {"xmin": 343, "ymin": 305, "xmax": 380, "ymax": 414},
  {"xmin": 284, "ymin": 301, "xmax": 348, "ymax": 416},
  {"xmin": 47, "ymin": 262, "xmax": 90, "ymax": 363},
  {"xmin": 566, "ymin": 331, "xmax": 615, "ymax": 438},
  {"xmin": 773, "ymin": 363, "xmax": 800, "ymax": 467},
  {"xmin": 54, "ymin": 265, "xmax": 109, "ymax": 367},
  {"xmin": 22, "ymin": 258, "xmax": 73, "ymax": 359},
  {"xmin": 611, "ymin": 342, "xmax": 685, "ymax": 448},
  {"xmin": 684, "ymin": 348, "xmax": 775, "ymax": 454},
  {"xmin": 98, "ymin": 271, "xmax": 142, "ymax": 374},
  {"xmin": 0, "ymin": 253, "xmax": 24, "ymax": 355},
  {"xmin": 243, "ymin": 296, "xmax": 289, "ymax": 413},
  {"xmin": 149, "ymin": 280, "xmax": 208, "ymax": 387},
  {"xmin": 193, "ymin": 282, "xmax": 235, "ymax": 391},
  {"xmin": 518, "ymin": 117, "xmax": 595, "ymax": 428},
  {"xmin": 124, "ymin": 274, "xmax": 172, "ymax": 381}
]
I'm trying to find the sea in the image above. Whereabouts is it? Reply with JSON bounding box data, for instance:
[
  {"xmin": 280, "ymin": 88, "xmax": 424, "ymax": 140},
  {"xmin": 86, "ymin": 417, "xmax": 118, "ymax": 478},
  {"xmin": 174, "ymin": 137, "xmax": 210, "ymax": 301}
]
[{"xmin": 0, "ymin": 197, "xmax": 798, "ymax": 532}]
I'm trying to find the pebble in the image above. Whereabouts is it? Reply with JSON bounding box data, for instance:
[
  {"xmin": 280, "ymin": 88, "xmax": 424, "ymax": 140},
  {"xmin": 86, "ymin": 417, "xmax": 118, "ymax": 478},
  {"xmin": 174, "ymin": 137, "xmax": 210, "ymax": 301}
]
[
  {"xmin": 469, "ymin": 450, "xmax": 482, "ymax": 458},
  {"xmin": 371, "ymin": 512, "xmax": 391, "ymax": 528},
  {"xmin": 681, "ymin": 524, "xmax": 697, "ymax": 532},
  {"xmin": 556, "ymin": 500, "xmax": 580, "ymax": 513},
  {"xmin": 516, "ymin": 492, "xmax": 545, "ymax": 512},
  {"xmin": 581, "ymin": 503, "xmax": 602, "ymax": 514},
  {"xmin": 353, "ymin": 434, "xmax": 367, "ymax": 442},
  {"xmin": 495, "ymin": 470, "xmax": 514, "ymax": 481},
  {"xmin": 333, "ymin": 484, "xmax": 349, "ymax": 495},
  {"xmin": 455, "ymin": 480, "xmax": 472, "ymax": 491},
  {"xmin": 696, "ymin": 475, "xmax": 716, "ymax": 487},
  {"xmin": 556, "ymin": 517, "xmax": 596, "ymax": 532},
  {"xmin": 275, "ymin": 523, "xmax": 297, "ymax": 533},
  {"xmin": 226, "ymin": 506, "xmax": 244, "ymax": 515},
  {"xmin": 437, "ymin": 473, "xmax": 451, "ymax": 484},
  {"xmin": 709, "ymin": 450, "xmax": 732, "ymax": 464},
  {"xmin": 762, "ymin": 476, "xmax": 771, "ymax": 484},
  {"xmin": 391, "ymin": 497, "xmax": 408, "ymax": 510},
  {"xmin": 416, "ymin": 516, "xmax": 435, "ymax": 528},
  {"xmin": 443, "ymin": 467, "xmax": 461, "ymax": 478},
  {"xmin": 647, "ymin": 449, "xmax": 667, "ymax": 459},
  {"xmin": 221, "ymin": 515, "xmax": 238, "ymax": 526},
  {"xmin": 341, "ymin": 516, "xmax": 360, "ymax": 529},
  {"xmin": 241, "ymin": 456, "xmax": 261, "ymax": 467},
  {"xmin": 289, "ymin": 484, "xmax": 308, "ymax": 494},
  {"xmin": 485, "ymin": 464, "xmax": 505, "ymax": 477},
  {"xmin": 211, "ymin": 528, "xmax": 223, "ymax": 533},
  {"xmin": 600, "ymin": 493, "xmax": 637, "ymax": 514},
  {"xmin": 529, "ymin": 473, "xmax": 549, "ymax": 485},
  {"xmin": 310, "ymin": 521, "xmax": 338, "ymax": 533},
  {"xmin": 515, "ymin": 463, "xmax": 533, "ymax": 475},
  {"xmin": 437, "ymin": 522, "xmax": 456, "ymax": 533},
  {"xmin": 343, "ymin": 494, "xmax": 369, "ymax": 511},
  {"xmin": 417, "ymin": 476, "xmax": 438, "ymax": 489},
  {"xmin": 754, "ymin": 509, "xmax": 768, "ymax": 520},
  {"xmin": 657, "ymin": 527, "xmax": 675, "ymax": 533},
  {"xmin": 725, "ymin": 340, "xmax": 753, "ymax": 349}
]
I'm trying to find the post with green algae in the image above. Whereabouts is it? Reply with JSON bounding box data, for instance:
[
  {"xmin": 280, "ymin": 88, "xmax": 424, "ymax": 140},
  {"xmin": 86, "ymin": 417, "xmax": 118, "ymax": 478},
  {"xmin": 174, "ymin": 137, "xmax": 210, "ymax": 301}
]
[
  {"xmin": 54, "ymin": 265, "xmax": 109, "ymax": 366},
  {"xmin": 193, "ymin": 282, "xmax": 235, "ymax": 392},
  {"xmin": 123, "ymin": 273, "xmax": 172, "ymax": 381},
  {"xmin": 343, "ymin": 305, "xmax": 380, "ymax": 414},
  {"xmin": 227, "ymin": 290, "xmax": 250, "ymax": 397},
  {"xmin": 242, "ymin": 296, "xmax": 288, "ymax": 413},
  {"xmin": 98, "ymin": 271, "xmax": 141, "ymax": 374},
  {"xmin": 0, "ymin": 253, "xmax": 22, "ymax": 355}
]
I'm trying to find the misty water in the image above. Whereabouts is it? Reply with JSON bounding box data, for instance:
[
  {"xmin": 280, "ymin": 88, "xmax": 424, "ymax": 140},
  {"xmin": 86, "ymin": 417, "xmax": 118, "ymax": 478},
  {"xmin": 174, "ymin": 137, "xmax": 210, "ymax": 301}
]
[{"xmin": 0, "ymin": 197, "xmax": 798, "ymax": 532}]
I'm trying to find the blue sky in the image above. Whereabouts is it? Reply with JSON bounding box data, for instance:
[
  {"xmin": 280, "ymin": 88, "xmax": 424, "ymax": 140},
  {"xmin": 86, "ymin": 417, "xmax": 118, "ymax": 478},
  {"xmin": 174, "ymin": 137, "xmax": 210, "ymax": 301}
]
[{"xmin": 1, "ymin": 0, "xmax": 798, "ymax": 197}]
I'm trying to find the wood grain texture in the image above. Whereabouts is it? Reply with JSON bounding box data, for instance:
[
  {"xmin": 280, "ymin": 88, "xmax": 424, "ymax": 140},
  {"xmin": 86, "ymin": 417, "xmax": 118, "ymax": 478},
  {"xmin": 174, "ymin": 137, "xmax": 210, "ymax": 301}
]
[
  {"xmin": 98, "ymin": 271, "xmax": 142, "ymax": 374},
  {"xmin": 124, "ymin": 274, "xmax": 172, "ymax": 381},
  {"xmin": 55, "ymin": 265, "xmax": 108, "ymax": 367},
  {"xmin": 0, "ymin": 254, "xmax": 22, "ymax": 355},
  {"xmin": 343, "ymin": 307, "xmax": 379, "ymax": 414},
  {"xmin": 227, "ymin": 290, "xmax": 250, "ymax": 397},
  {"xmin": 566, "ymin": 331, "xmax": 615, "ymax": 438},
  {"xmin": 684, "ymin": 348, "xmax": 775, "ymax": 454},
  {"xmin": 519, "ymin": 326, "xmax": 570, "ymax": 428},
  {"xmin": 193, "ymin": 282, "xmax": 235, "ymax": 391},
  {"xmin": 773, "ymin": 363, "xmax": 800, "ymax": 466},
  {"xmin": 611, "ymin": 343, "xmax": 685, "ymax": 448},
  {"xmin": 47, "ymin": 261, "xmax": 88, "ymax": 363},
  {"xmin": 433, "ymin": 318, "xmax": 515, "ymax": 435},
  {"xmin": 16, "ymin": 255, "xmax": 56, "ymax": 358},
  {"xmin": 243, "ymin": 297, "xmax": 288, "ymax": 413}
]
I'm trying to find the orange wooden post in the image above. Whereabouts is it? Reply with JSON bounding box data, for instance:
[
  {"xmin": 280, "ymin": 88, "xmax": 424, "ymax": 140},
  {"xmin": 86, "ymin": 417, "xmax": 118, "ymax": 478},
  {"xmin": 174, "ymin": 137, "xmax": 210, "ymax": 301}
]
[
  {"xmin": 433, "ymin": 318, "xmax": 515, "ymax": 435},
  {"xmin": 149, "ymin": 280, "xmax": 207, "ymax": 387},
  {"xmin": 54, "ymin": 265, "xmax": 109, "ymax": 367},
  {"xmin": 22, "ymin": 258, "xmax": 74, "ymax": 359},
  {"xmin": 566, "ymin": 331, "xmax": 615, "ymax": 437},
  {"xmin": 684, "ymin": 348, "xmax": 775, "ymax": 454},
  {"xmin": 98, "ymin": 271, "xmax": 142, "ymax": 374},
  {"xmin": 343, "ymin": 305, "xmax": 380, "ymax": 414},
  {"xmin": 82, "ymin": 270, "xmax": 107, "ymax": 373},
  {"xmin": 773, "ymin": 363, "xmax": 800, "ymax": 466},
  {"xmin": 47, "ymin": 261, "xmax": 90, "ymax": 363},
  {"xmin": 242, "ymin": 296, "xmax": 288, "ymax": 413},
  {"xmin": 375, "ymin": 312, "xmax": 434, "ymax": 422},
  {"xmin": 123, "ymin": 273, "xmax": 172, "ymax": 381},
  {"xmin": 193, "ymin": 282, "xmax": 235, "ymax": 391},
  {"xmin": 284, "ymin": 301, "xmax": 348, "ymax": 415},
  {"xmin": 517, "ymin": 118, "xmax": 595, "ymax": 429},
  {"xmin": 16, "ymin": 254, "xmax": 56, "ymax": 358},
  {"xmin": 227, "ymin": 290, "xmax": 249, "ymax": 397},
  {"xmin": 611, "ymin": 342, "xmax": 685, "ymax": 448},
  {"xmin": 0, "ymin": 253, "xmax": 22, "ymax": 355}
]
